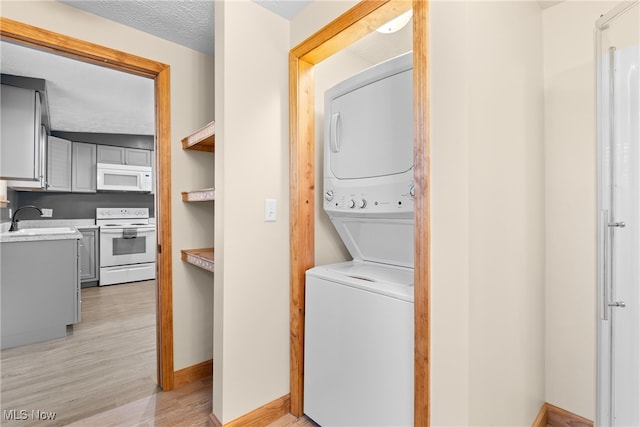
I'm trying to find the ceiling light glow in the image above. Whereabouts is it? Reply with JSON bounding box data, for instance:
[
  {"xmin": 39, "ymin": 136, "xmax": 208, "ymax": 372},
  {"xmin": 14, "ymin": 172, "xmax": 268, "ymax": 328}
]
[{"xmin": 376, "ymin": 10, "xmax": 413, "ymax": 34}]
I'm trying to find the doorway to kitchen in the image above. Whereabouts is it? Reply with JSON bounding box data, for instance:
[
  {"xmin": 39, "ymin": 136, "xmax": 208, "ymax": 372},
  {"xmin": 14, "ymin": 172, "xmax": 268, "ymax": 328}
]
[{"xmin": 0, "ymin": 15, "xmax": 174, "ymax": 399}]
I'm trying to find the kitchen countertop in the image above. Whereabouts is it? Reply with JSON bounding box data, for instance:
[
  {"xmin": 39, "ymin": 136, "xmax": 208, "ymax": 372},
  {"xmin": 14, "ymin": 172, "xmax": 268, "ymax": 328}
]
[
  {"xmin": 17, "ymin": 219, "xmax": 96, "ymax": 228},
  {"xmin": 0, "ymin": 219, "xmax": 92, "ymax": 243}
]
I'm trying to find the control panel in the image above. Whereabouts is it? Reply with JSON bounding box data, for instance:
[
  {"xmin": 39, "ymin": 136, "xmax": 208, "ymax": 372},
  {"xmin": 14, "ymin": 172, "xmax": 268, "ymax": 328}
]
[
  {"xmin": 96, "ymin": 207, "xmax": 149, "ymax": 219},
  {"xmin": 324, "ymin": 181, "xmax": 414, "ymax": 215}
]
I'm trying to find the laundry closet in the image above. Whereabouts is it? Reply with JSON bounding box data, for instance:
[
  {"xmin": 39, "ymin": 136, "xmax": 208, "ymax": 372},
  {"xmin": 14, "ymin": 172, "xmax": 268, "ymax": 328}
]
[{"xmin": 304, "ymin": 52, "xmax": 414, "ymax": 426}]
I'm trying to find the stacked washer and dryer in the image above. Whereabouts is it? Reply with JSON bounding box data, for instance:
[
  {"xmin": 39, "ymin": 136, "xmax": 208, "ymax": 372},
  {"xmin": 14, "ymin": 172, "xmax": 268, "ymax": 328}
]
[{"xmin": 304, "ymin": 52, "xmax": 415, "ymax": 426}]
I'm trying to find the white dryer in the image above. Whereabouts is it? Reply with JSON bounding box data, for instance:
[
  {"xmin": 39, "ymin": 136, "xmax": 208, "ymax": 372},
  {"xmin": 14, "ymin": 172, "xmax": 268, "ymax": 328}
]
[{"xmin": 304, "ymin": 52, "xmax": 414, "ymax": 426}]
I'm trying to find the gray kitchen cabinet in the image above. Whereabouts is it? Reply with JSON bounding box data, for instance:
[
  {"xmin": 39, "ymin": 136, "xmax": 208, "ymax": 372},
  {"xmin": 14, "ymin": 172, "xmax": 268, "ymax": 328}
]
[
  {"xmin": 5, "ymin": 125, "xmax": 47, "ymax": 190},
  {"xmin": 72, "ymin": 142, "xmax": 97, "ymax": 193},
  {"xmin": 125, "ymin": 148, "xmax": 151, "ymax": 166},
  {"xmin": 0, "ymin": 84, "xmax": 43, "ymax": 181},
  {"xmin": 97, "ymin": 145, "xmax": 151, "ymax": 167},
  {"xmin": 78, "ymin": 227, "xmax": 99, "ymax": 284},
  {"xmin": 96, "ymin": 145, "xmax": 124, "ymax": 164},
  {"xmin": 0, "ymin": 238, "xmax": 80, "ymax": 349},
  {"xmin": 47, "ymin": 135, "xmax": 72, "ymax": 191}
]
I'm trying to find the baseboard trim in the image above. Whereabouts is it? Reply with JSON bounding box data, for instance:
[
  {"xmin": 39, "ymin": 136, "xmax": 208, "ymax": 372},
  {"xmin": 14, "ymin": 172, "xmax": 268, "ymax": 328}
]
[
  {"xmin": 209, "ymin": 413, "xmax": 222, "ymax": 427},
  {"xmin": 531, "ymin": 403, "xmax": 548, "ymax": 427},
  {"xmin": 173, "ymin": 359, "xmax": 213, "ymax": 389},
  {"xmin": 532, "ymin": 402, "xmax": 594, "ymax": 427},
  {"xmin": 209, "ymin": 394, "xmax": 291, "ymax": 427}
]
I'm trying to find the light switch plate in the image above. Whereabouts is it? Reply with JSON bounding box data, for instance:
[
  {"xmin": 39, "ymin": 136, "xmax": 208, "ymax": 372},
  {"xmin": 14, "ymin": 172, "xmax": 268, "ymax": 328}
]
[
  {"xmin": 264, "ymin": 199, "xmax": 276, "ymax": 222},
  {"xmin": 41, "ymin": 208, "xmax": 53, "ymax": 217}
]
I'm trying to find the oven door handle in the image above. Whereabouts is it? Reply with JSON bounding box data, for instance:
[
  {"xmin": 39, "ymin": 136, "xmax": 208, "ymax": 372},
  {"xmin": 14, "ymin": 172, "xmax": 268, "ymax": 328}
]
[{"xmin": 100, "ymin": 229, "xmax": 155, "ymax": 235}]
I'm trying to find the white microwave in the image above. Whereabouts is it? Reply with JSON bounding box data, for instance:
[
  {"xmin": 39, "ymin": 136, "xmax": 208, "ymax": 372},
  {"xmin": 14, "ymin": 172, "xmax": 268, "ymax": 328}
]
[{"xmin": 97, "ymin": 163, "xmax": 152, "ymax": 192}]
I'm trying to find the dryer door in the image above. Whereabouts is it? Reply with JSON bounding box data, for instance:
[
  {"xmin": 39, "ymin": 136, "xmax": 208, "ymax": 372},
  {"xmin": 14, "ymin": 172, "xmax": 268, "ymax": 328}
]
[{"xmin": 327, "ymin": 67, "xmax": 413, "ymax": 180}]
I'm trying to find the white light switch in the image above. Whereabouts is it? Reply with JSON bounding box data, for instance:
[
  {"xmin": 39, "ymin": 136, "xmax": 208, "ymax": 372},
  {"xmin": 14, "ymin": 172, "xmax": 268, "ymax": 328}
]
[
  {"xmin": 264, "ymin": 199, "xmax": 276, "ymax": 222},
  {"xmin": 41, "ymin": 208, "xmax": 53, "ymax": 217}
]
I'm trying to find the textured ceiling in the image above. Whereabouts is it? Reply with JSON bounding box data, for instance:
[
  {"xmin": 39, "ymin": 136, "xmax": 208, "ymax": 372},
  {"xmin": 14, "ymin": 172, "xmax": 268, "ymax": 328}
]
[
  {"xmin": 1, "ymin": 40, "xmax": 155, "ymax": 135},
  {"xmin": 253, "ymin": 0, "xmax": 312, "ymax": 20},
  {"xmin": 60, "ymin": 0, "xmax": 215, "ymax": 56},
  {"xmin": 58, "ymin": 0, "xmax": 315, "ymax": 56}
]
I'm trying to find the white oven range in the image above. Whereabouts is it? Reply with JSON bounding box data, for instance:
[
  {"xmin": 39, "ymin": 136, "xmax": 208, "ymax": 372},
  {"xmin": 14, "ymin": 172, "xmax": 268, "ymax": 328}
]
[{"xmin": 96, "ymin": 207, "xmax": 156, "ymax": 286}]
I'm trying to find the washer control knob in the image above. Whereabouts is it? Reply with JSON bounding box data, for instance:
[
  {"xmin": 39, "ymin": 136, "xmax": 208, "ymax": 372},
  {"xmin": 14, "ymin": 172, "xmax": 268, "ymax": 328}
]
[
  {"xmin": 409, "ymin": 185, "xmax": 415, "ymax": 197},
  {"xmin": 348, "ymin": 199, "xmax": 356, "ymax": 209},
  {"xmin": 325, "ymin": 190, "xmax": 334, "ymax": 202},
  {"xmin": 358, "ymin": 199, "xmax": 367, "ymax": 209}
]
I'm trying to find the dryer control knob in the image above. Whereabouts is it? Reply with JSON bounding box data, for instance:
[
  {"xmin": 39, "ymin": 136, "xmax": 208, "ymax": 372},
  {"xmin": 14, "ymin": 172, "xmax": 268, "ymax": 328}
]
[
  {"xmin": 409, "ymin": 185, "xmax": 415, "ymax": 197},
  {"xmin": 325, "ymin": 190, "xmax": 334, "ymax": 202},
  {"xmin": 358, "ymin": 199, "xmax": 367, "ymax": 209},
  {"xmin": 348, "ymin": 199, "xmax": 356, "ymax": 209}
]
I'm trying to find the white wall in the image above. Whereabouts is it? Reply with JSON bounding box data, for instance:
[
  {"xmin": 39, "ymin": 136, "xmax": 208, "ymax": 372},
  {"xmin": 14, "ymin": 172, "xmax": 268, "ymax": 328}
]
[
  {"xmin": 213, "ymin": 1, "xmax": 290, "ymax": 423},
  {"xmin": 542, "ymin": 1, "xmax": 628, "ymax": 419},
  {"xmin": 431, "ymin": 1, "xmax": 546, "ymax": 424},
  {"xmin": 0, "ymin": 0, "xmax": 214, "ymax": 371},
  {"xmin": 429, "ymin": 2, "xmax": 471, "ymax": 424},
  {"xmin": 290, "ymin": 0, "xmax": 358, "ymax": 48}
]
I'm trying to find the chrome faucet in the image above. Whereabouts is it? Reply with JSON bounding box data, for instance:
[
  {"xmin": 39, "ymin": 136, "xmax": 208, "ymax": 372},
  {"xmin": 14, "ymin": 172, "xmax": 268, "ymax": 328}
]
[{"xmin": 9, "ymin": 205, "xmax": 43, "ymax": 232}]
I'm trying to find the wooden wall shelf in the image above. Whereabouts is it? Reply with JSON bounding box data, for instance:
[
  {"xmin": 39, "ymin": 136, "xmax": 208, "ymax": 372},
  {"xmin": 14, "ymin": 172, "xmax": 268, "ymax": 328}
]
[
  {"xmin": 181, "ymin": 121, "xmax": 214, "ymax": 275},
  {"xmin": 181, "ymin": 248, "xmax": 214, "ymax": 273},
  {"xmin": 181, "ymin": 188, "xmax": 215, "ymax": 202},
  {"xmin": 182, "ymin": 121, "xmax": 215, "ymax": 152}
]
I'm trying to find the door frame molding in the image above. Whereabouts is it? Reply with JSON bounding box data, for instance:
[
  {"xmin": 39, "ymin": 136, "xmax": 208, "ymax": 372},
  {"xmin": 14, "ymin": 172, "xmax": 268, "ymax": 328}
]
[
  {"xmin": 288, "ymin": 1, "xmax": 430, "ymax": 424},
  {"xmin": 0, "ymin": 17, "xmax": 175, "ymax": 391}
]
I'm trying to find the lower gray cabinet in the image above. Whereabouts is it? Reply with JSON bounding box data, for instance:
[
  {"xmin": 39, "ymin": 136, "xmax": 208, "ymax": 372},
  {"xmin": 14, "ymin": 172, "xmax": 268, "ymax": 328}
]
[
  {"xmin": 78, "ymin": 228, "xmax": 99, "ymax": 283},
  {"xmin": 0, "ymin": 238, "xmax": 80, "ymax": 349}
]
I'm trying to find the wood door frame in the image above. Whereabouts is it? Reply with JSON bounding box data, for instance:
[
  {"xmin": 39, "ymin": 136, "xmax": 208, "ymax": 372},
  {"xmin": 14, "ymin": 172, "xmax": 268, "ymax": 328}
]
[
  {"xmin": 289, "ymin": 0, "xmax": 430, "ymax": 425},
  {"xmin": 0, "ymin": 17, "xmax": 175, "ymax": 391}
]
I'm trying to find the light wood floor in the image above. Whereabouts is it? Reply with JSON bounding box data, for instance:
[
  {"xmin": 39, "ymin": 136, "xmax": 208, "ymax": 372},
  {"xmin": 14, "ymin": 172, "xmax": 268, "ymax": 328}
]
[
  {"xmin": 1, "ymin": 280, "xmax": 158, "ymax": 426},
  {"xmin": 68, "ymin": 375, "xmax": 318, "ymax": 427},
  {"xmin": 1, "ymin": 280, "xmax": 319, "ymax": 426}
]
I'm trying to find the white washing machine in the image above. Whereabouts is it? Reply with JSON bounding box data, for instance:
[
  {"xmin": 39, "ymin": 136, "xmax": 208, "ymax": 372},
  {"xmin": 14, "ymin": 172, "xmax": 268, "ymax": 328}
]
[
  {"xmin": 304, "ymin": 52, "xmax": 415, "ymax": 426},
  {"xmin": 305, "ymin": 261, "xmax": 414, "ymax": 427}
]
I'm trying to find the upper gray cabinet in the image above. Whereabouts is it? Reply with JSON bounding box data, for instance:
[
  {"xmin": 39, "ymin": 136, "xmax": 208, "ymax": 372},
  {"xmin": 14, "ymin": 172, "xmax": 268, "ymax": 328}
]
[
  {"xmin": 125, "ymin": 148, "xmax": 152, "ymax": 167},
  {"xmin": 97, "ymin": 145, "xmax": 151, "ymax": 167},
  {"xmin": 72, "ymin": 142, "xmax": 97, "ymax": 193},
  {"xmin": 47, "ymin": 136, "xmax": 72, "ymax": 192},
  {"xmin": 0, "ymin": 84, "xmax": 43, "ymax": 181}
]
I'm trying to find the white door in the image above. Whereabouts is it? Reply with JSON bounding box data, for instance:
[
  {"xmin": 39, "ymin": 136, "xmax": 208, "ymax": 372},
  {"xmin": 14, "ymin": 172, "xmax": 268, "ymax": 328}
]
[{"xmin": 597, "ymin": 3, "xmax": 640, "ymax": 426}]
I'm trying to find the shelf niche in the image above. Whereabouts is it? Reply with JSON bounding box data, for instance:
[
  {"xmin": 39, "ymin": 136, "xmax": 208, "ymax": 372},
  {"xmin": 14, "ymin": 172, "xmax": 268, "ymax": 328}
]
[{"xmin": 180, "ymin": 121, "xmax": 215, "ymax": 274}]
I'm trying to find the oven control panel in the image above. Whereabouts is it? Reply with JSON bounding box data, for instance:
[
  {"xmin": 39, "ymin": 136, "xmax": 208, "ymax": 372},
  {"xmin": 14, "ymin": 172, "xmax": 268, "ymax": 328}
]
[{"xmin": 96, "ymin": 208, "xmax": 149, "ymax": 220}]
